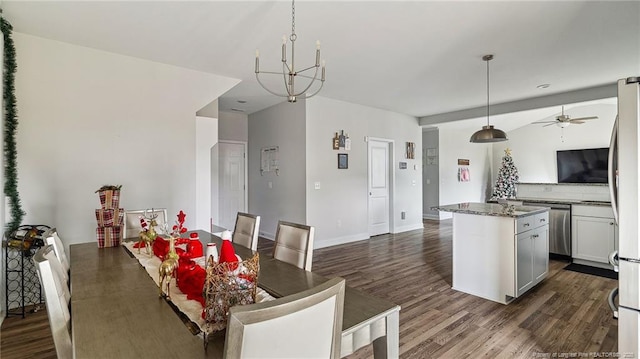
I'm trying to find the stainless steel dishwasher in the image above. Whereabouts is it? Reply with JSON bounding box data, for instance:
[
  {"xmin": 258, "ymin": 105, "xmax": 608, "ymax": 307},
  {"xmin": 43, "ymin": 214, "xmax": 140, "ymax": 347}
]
[{"xmin": 523, "ymin": 202, "xmax": 571, "ymax": 257}]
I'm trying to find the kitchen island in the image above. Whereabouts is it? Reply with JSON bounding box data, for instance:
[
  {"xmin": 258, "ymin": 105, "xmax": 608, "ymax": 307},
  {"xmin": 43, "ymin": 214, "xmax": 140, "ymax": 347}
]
[{"xmin": 434, "ymin": 202, "xmax": 550, "ymax": 304}]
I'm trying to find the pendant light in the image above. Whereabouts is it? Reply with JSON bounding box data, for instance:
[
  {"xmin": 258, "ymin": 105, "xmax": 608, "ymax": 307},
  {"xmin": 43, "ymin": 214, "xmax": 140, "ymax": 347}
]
[{"xmin": 470, "ymin": 54, "xmax": 508, "ymax": 143}]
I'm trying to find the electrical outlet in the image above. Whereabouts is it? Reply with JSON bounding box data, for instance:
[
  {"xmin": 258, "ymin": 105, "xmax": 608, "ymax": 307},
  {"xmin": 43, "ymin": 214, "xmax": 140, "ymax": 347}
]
[
  {"xmin": 337, "ymin": 220, "xmax": 342, "ymax": 227},
  {"xmin": 401, "ymin": 211, "xmax": 406, "ymax": 220},
  {"xmin": 314, "ymin": 182, "xmax": 321, "ymax": 190}
]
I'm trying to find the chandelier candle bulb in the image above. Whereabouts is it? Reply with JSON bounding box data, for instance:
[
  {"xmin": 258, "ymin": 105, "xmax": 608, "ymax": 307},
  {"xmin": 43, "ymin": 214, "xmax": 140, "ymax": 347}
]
[
  {"xmin": 282, "ymin": 35, "xmax": 287, "ymax": 62},
  {"xmin": 255, "ymin": 50, "xmax": 260, "ymax": 73},
  {"xmin": 322, "ymin": 61, "xmax": 326, "ymax": 81}
]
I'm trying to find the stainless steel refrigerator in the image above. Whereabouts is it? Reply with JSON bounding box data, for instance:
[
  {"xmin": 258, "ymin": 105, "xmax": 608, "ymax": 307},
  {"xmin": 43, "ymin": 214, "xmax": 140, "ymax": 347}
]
[{"xmin": 609, "ymin": 76, "xmax": 640, "ymax": 356}]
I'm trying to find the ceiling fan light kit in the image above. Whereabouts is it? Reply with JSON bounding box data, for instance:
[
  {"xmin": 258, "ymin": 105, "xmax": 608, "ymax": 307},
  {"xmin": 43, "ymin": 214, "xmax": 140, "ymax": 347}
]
[
  {"xmin": 254, "ymin": 0, "xmax": 326, "ymax": 103},
  {"xmin": 470, "ymin": 54, "xmax": 508, "ymax": 143},
  {"xmin": 533, "ymin": 105, "xmax": 599, "ymax": 128}
]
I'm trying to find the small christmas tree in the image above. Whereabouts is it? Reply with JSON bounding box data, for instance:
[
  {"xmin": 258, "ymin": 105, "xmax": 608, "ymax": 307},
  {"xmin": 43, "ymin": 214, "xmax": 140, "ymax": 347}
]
[{"xmin": 492, "ymin": 148, "xmax": 520, "ymax": 199}]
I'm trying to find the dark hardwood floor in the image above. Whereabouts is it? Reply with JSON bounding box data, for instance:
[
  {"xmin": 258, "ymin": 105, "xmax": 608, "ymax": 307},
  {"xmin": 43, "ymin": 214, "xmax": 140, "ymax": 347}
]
[{"xmin": 2, "ymin": 219, "xmax": 618, "ymax": 358}]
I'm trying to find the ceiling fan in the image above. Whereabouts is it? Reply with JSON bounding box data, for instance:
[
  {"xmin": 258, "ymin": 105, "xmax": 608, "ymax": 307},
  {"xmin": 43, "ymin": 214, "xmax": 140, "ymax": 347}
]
[{"xmin": 532, "ymin": 106, "xmax": 598, "ymax": 128}]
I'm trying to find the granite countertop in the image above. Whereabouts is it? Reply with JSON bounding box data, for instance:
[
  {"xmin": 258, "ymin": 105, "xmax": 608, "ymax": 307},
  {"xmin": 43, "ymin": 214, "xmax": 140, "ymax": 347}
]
[
  {"xmin": 515, "ymin": 197, "xmax": 612, "ymax": 206},
  {"xmin": 432, "ymin": 202, "xmax": 549, "ymax": 218},
  {"xmin": 519, "ymin": 182, "xmax": 608, "ymax": 186}
]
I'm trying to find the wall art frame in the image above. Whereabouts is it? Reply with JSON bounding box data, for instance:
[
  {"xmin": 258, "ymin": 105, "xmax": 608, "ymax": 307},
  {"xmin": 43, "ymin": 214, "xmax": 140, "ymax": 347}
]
[{"xmin": 338, "ymin": 153, "xmax": 348, "ymax": 169}]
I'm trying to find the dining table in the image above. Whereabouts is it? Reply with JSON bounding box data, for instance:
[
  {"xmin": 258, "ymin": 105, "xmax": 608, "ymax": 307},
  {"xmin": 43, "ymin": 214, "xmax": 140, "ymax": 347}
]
[{"xmin": 70, "ymin": 229, "xmax": 400, "ymax": 358}]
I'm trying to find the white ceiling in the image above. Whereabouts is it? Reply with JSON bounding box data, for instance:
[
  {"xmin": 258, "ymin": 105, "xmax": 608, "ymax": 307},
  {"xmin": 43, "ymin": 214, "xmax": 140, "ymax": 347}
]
[
  {"xmin": 3, "ymin": 1, "xmax": 639, "ymax": 121},
  {"xmin": 433, "ymin": 97, "xmax": 617, "ymax": 132}
]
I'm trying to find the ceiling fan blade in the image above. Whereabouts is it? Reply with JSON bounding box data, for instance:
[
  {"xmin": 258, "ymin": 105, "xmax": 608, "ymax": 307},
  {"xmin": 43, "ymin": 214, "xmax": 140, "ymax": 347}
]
[
  {"xmin": 570, "ymin": 120, "xmax": 585, "ymax": 124},
  {"xmin": 543, "ymin": 123, "xmax": 557, "ymax": 127},
  {"xmin": 532, "ymin": 121, "xmax": 558, "ymax": 124},
  {"xmin": 571, "ymin": 116, "xmax": 598, "ymax": 121}
]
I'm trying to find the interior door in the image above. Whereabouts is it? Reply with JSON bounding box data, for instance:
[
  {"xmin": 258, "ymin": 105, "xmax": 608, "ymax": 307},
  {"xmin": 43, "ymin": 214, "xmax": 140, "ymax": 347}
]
[
  {"xmin": 219, "ymin": 142, "xmax": 246, "ymax": 231},
  {"xmin": 368, "ymin": 139, "xmax": 391, "ymax": 236}
]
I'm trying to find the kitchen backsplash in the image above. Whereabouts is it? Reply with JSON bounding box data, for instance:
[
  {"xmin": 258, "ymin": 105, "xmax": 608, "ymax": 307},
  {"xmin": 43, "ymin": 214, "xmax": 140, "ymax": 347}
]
[{"xmin": 517, "ymin": 183, "xmax": 611, "ymax": 202}]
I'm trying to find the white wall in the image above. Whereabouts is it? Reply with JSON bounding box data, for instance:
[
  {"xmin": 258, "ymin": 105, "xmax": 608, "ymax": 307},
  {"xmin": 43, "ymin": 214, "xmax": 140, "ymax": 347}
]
[
  {"xmin": 196, "ymin": 99, "xmax": 218, "ymax": 118},
  {"xmin": 195, "ymin": 116, "xmax": 218, "ymax": 231},
  {"xmin": 14, "ymin": 33, "xmax": 239, "ymax": 248},
  {"xmin": 248, "ymin": 100, "xmax": 306, "ymax": 239},
  {"xmin": 219, "ymin": 111, "xmax": 248, "ymax": 142},
  {"xmin": 422, "ymin": 128, "xmax": 439, "ymax": 219},
  {"xmin": 437, "ymin": 126, "xmax": 493, "ymax": 219},
  {"xmin": 492, "ymin": 103, "xmax": 616, "ymax": 184},
  {"xmin": 306, "ymin": 97, "xmax": 423, "ymax": 248}
]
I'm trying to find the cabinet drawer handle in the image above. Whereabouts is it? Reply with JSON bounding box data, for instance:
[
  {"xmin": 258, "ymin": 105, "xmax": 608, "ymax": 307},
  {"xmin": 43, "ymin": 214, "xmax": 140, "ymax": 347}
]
[
  {"xmin": 610, "ymin": 222, "xmax": 615, "ymax": 225},
  {"xmin": 524, "ymin": 223, "xmax": 530, "ymax": 227},
  {"xmin": 540, "ymin": 218, "xmax": 546, "ymax": 222},
  {"xmin": 532, "ymin": 234, "xmax": 539, "ymax": 238}
]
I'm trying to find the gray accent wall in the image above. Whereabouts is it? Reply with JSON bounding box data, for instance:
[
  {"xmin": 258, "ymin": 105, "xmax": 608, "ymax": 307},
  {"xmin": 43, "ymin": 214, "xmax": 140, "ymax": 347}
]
[
  {"xmin": 248, "ymin": 100, "xmax": 307, "ymax": 239},
  {"xmin": 422, "ymin": 128, "xmax": 439, "ymax": 219},
  {"xmin": 219, "ymin": 110, "xmax": 248, "ymax": 142},
  {"xmin": 247, "ymin": 96, "xmax": 423, "ymax": 248}
]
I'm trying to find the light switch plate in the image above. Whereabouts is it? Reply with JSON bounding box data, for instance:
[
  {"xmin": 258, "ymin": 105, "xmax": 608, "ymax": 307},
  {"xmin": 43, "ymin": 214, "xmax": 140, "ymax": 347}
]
[{"xmin": 314, "ymin": 182, "xmax": 321, "ymax": 190}]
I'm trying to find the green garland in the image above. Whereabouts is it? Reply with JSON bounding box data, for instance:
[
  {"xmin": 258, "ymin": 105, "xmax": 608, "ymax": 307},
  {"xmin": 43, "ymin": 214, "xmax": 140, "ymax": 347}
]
[{"xmin": 1, "ymin": 14, "xmax": 24, "ymax": 233}]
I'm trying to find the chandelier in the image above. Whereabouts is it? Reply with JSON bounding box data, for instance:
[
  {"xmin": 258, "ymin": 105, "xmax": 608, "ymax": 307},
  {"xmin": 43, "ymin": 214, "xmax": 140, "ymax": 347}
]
[{"xmin": 254, "ymin": 0, "xmax": 325, "ymax": 103}]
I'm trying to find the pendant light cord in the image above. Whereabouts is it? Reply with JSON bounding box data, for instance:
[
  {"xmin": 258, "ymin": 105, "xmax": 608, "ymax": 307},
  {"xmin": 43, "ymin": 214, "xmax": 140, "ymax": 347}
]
[{"xmin": 486, "ymin": 55, "xmax": 490, "ymax": 126}]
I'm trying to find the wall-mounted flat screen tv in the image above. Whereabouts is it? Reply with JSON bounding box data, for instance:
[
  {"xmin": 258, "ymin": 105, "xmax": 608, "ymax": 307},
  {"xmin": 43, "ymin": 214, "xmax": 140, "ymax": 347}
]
[{"xmin": 557, "ymin": 147, "xmax": 609, "ymax": 184}]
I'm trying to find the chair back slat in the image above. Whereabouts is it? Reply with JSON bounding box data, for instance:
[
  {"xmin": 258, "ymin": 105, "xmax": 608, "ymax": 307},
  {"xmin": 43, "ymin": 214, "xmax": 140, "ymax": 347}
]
[
  {"xmin": 123, "ymin": 208, "xmax": 168, "ymax": 239},
  {"xmin": 34, "ymin": 245, "xmax": 73, "ymax": 359},
  {"xmin": 232, "ymin": 212, "xmax": 260, "ymax": 251},
  {"xmin": 44, "ymin": 228, "xmax": 70, "ymax": 273},
  {"xmin": 273, "ymin": 221, "xmax": 315, "ymax": 271},
  {"xmin": 224, "ymin": 277, "xmax": 345, "ymax": 359},
  {"xmin": 42, "ymin": 245, "xmax": 71, "ymax": 304}
]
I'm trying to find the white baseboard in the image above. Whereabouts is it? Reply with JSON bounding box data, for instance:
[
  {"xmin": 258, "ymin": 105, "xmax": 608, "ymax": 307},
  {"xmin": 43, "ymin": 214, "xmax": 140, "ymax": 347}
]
[
  {"xmin": 392, "ymin": 223, "xmax": 424, "ymax": 233},
  {"xmin": 423, "ymin": 214, "xmax": 439, "ymax": 220},
  {"xmin": 258, "ymin": 231, "xmax": 275, "ymax": 241},
  {"xmin": 314, "ymin": 232, "xmax": 370, "ymax": 249}
]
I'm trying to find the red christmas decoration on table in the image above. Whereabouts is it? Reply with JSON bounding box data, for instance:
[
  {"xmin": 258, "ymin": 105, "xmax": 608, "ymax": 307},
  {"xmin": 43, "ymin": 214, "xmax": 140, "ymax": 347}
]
[
  {"xmin": 153, "ymin": 237, "xmax": 170, "ymax": 260},
  {"xmin": 172, "ymin": 210, "xmax": 188, "ymax": 238},
  {"xmin": 176, "ymin": 257, "xmax": 206, "ymax": 305},
  {"xmin": 218, "ymin": 230, "xmax": 239, "ymax": 270}
]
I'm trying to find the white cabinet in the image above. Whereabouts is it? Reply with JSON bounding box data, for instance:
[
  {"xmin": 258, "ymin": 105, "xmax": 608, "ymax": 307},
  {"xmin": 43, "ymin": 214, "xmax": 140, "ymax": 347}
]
[
  {"xmin": 571, "ymin": 204, "xmax": 617, "ymax": 269},
  {"xmin": 516, "ymin": 214, "xmax": 549, "ymax": 297},
  {"xmin": 450, "ymin": 209, "xmax": 549, "ymax": 304}
]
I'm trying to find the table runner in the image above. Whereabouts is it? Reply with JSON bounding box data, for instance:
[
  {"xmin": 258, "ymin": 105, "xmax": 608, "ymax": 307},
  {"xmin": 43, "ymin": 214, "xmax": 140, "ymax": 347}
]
[{"xmin": 122, "ymin": 241, "xmax": 274, "ymax": 335}]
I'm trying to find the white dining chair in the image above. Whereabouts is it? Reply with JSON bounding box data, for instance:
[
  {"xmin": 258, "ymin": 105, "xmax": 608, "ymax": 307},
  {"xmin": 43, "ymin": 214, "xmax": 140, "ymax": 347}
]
[
  {"xmin": 33, "ymin": 245, "xmax": 73, "ymax": 359},
  {"xmin": 43, "ymin": 228, "xmax": 70, "ymax": 275},
  {"xmin": 273, "ymin": 220, "xmax": 315, "ymax": 271},
  {"xmin": 42, "ymin": 245, "xmax": 71, "ymax": 300},
  {"xmin": 224, "ymin": 277, "xmax": 345, "ymax": 359},
  {"xmin": 123, "ymin": 208, "xmax": 168, "ymax": 239},
  {"xmin": 232, "ymin": 212, "xmax": 261, "ymax": 251}
]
